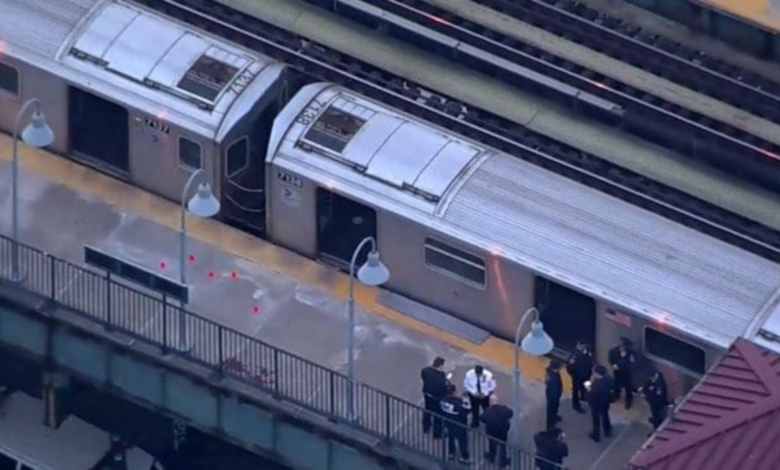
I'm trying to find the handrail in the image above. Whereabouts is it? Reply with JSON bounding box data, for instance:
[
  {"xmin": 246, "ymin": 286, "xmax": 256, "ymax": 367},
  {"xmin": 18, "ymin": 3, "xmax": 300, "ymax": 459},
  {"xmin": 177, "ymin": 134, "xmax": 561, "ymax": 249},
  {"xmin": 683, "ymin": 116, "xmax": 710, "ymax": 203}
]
[{"xmin": 0, "ymin": 233, "xmax": 558, "ymax": 468}]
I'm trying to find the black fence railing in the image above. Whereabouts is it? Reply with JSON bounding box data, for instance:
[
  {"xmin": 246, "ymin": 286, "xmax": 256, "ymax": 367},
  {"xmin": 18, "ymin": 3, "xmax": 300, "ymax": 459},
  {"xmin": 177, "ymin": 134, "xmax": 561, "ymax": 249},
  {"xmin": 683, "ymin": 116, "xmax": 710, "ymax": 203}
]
[{"xmin": 0, "ymin": 233, "xmax": 557, "ymax": 469}]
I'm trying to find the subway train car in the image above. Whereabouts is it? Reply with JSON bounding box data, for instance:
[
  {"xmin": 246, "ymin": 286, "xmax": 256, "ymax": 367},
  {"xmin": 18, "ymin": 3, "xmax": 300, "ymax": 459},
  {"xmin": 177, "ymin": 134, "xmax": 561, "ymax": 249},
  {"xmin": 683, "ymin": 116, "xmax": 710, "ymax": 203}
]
[
  {"xmin": 0, "ymin": 0, "xmax": 288, "ymax": 234},
  {"xmin": 266, "ymin": 82, "xmax": 780, "ymax": 398}
]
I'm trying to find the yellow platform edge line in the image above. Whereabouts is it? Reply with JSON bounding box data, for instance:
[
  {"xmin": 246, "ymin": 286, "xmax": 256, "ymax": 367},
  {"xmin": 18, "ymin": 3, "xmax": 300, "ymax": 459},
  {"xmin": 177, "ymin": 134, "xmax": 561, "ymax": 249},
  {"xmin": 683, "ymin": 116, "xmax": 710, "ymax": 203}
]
[{"xmin": 0, "ymin": 135, "xmax": 570, "ymax": 390}]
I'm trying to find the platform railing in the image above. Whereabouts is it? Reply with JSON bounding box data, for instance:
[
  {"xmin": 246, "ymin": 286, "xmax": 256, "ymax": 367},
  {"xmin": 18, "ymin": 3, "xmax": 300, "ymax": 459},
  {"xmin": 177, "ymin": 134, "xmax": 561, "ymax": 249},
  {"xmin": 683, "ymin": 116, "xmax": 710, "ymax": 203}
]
[{"xmin": 0, "ymin": 233, "xmax": 558, "ymax": 469}]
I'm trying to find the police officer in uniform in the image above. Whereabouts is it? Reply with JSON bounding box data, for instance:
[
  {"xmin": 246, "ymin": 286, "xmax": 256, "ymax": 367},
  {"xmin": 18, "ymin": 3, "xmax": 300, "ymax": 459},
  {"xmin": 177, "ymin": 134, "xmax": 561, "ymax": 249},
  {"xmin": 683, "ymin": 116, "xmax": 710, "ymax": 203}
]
[
  {"xmin": 463, "ymin": 365, "xmax": 497, "ymax": 428},
  {"xmin": 480, "ymin": 394, "xmax": 513, "ymax": 467},
  {"xmin": 545, "ymin": 359, "xmax": 563, "ymax": 431},
  {"xmin": 567, "ymin": 340, "xmax": 593, "ymax": 414},
  {"xmin": 439, "ymin": 384, "xmax": 472, "ymax": 464},
  {"xmin": 588, "ymin": 365, "xmax": 614, "ymax": 443},
  {"xmin": 640, "ymin": 367, "xmax": 669, "ymax": 431},
  {"xmin": 608, "ymin": 338, "xmax": 636, "ymax": 409},
  {"xmin": 534, "ymin": 428, "xmax": 569, "ymax": 470},
  {"xmin": 420, "ymin": 357, "xmax": 448, "ymax": 438}
]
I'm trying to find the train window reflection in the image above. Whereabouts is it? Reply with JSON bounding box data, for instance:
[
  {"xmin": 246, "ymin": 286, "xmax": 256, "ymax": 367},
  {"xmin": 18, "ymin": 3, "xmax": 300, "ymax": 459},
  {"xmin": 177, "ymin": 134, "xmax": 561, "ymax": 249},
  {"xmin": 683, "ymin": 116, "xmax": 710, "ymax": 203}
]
[
  {"xmin": 179, "ymin": 137, "xmax": 202, "ymax": 170},
  {"xmin": 645, "ymin": 327, "xmax": 706, "ymax": 375},
  {"xmin": 0, "ymin": 61, "xmax": 19, "ymax": 96},
  {"xmin": 423, "ymin": 237, "xmax": 486, "ymax": 287},
  {"xmin": 226, "ymin": 137, "xmax": 249, "ymax": 177}
]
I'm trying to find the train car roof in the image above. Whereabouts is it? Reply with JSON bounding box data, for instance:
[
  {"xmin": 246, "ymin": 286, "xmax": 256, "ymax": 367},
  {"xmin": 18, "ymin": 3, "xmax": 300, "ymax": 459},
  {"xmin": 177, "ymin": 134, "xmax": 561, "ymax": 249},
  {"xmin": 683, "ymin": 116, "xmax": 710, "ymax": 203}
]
[
  {"xmin": 0, "ymin": 0, "xmax": 284, "ymax": 140},
  {"xmin": 269, "ymin": 83, "xmax": 780, "ymax": 349}
]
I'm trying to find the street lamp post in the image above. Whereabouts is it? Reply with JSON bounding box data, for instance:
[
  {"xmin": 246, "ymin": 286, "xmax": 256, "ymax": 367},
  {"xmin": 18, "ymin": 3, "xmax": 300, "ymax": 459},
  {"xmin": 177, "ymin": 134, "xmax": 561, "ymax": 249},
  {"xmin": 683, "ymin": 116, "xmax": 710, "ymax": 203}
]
[
  {"xmin": 512, "ymin": 307, "xmax": 554, "ymax": 438},
  {"xmin": 346, "ymin": 236, "xmax": 390, "ymax": 420},
  {"xmin": 10, "ymin": 98, "xmax": 54, "ymax": 282},
  {"xmin": 178, "ymin": 169, "xmax": 220, "ymax": 352}
]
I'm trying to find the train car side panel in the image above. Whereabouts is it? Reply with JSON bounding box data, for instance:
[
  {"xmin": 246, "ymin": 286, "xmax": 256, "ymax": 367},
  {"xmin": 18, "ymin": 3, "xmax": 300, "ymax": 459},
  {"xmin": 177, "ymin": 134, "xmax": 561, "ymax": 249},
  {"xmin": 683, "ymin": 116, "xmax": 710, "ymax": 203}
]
[
  {"xmin": 267, "ymin": 167, "xmax": 317, "ymax": 258},
  {"xmin": 0, "ymin": 57, "xmax": 70, "ymax": 156}
]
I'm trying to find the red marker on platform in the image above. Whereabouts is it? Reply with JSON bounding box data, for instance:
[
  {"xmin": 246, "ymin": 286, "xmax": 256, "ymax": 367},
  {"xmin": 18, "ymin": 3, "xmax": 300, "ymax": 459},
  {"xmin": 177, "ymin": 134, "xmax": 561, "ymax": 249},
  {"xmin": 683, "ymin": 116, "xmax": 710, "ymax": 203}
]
[
  {"xmin": 188, "ymin": 254, "xmax": 196, "ymax": 264},
  {"xmin": 207, "ymin": 270, "xmax": 216, "ymax": 280},
  {"xmin": 230, "ymin": 271, "xmax": 238, "ymax": 280},
  {"xmin": 159, "ymin": 261, "xmax": 167, "ymax": 270},
  {"xmin": 252, "ymin": 306, "xmax": 261, "ymax": 315}
]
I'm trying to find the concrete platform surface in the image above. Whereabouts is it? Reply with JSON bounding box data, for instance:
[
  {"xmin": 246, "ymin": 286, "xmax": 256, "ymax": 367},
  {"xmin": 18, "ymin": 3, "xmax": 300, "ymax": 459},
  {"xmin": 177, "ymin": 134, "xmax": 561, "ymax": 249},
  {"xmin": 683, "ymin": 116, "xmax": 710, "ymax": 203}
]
[{"xmin": 0, "ymin": 142, "xmax": 651, "ymax": 469}]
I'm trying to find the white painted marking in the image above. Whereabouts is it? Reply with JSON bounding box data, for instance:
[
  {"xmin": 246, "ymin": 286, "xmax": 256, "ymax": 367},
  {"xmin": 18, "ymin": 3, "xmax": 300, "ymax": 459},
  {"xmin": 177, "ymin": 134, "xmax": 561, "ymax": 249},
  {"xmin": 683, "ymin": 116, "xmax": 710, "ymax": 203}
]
[{"xmin": 588, "ymin": 420, "xmax": 634, "ymax": 470}]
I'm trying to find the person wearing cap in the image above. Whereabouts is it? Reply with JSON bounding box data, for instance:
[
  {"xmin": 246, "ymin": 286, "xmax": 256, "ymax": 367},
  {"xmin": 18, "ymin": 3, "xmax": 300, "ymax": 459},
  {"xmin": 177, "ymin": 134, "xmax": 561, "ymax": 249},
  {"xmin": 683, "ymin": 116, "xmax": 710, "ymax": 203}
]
[
  {"xmin": 420, "ymin": 356, "xmax": 449, "ymax": 438},
  {"xmin": 588, "ymin": 365, "xmax": 614, "ymax": 442},
  {"xmin": 480, "ymin": 394, "xmax": 513, "ymax": 467},
  {"xmin": 639, "ymin": 367, "xmax": 669, "ymax": 431},
  {"xmin": 608, "ymin": 338, "xmax": 636, "ymax": 409},
  {"xmin": 566, "ymin": 340, "xmax": 593, "ymax": 414},
  {"xmin": 534, "ymin": 427, "xmax": 569, "ymax": 470},
  {"xmin": 440, "ymin": 384, "xmax": 472, "ymax": 464},
  {"xmin": 463, "ymin": 365, "xmax": 496, "ymax": 428},
  {"xmin": 544, "ymin": 359, "xmax": 564, "ymax": 431}
]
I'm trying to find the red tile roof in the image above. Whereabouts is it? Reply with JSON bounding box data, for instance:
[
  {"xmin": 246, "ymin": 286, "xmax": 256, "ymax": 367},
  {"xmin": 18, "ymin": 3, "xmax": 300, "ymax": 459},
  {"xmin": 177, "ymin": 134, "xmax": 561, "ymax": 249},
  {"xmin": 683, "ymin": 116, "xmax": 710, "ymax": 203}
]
[{"xmin": 629, "ymin": 338, "xmax": 780, "ymax": 470}]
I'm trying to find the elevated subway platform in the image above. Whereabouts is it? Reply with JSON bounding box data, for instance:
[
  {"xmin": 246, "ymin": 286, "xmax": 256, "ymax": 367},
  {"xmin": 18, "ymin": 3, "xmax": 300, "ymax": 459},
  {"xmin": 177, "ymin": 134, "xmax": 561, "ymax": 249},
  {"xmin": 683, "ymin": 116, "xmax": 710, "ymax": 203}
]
[{"xmin": 0, "ymin": 137, "xmax": 651, "ymax": 467}]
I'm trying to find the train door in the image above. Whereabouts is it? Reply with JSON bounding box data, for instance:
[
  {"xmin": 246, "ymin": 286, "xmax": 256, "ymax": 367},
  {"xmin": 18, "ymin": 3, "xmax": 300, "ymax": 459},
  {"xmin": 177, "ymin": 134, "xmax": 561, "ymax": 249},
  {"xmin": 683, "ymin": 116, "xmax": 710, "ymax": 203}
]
[
  {"xmin": 67, "ymin": 86, "xmax": 129, "ymax": 176},
  {"xmin": 315, "ymin": 188, "xmax": 377, "ymax": 271},
  {"xmin": 221, "ymin": 101, "xmax": 279, "ymax": 237},
  {"xmin": 535, "ymin": 277, "xmax": 596, "ymax": 357}
]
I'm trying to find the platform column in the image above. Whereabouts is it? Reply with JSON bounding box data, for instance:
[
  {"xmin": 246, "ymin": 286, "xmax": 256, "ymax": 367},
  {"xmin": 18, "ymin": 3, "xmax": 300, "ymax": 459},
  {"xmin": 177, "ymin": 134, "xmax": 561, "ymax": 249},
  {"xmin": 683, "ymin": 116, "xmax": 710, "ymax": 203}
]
[{"xmin": 42, "ymin": 372, "xmax": 70, "ymax": 428}]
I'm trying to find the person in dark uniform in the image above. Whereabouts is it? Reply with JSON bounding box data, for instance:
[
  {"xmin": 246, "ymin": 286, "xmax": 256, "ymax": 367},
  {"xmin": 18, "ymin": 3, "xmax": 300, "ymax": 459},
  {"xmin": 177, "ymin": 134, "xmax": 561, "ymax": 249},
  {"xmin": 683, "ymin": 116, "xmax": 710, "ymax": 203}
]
[
  {"xmin": 480, "ymin": 395, "xmax": 513, "ymax": 467},
  {"xmin": 566, "ymin": 340, "xmax": 593, "ymax": 414},
  {"xmin": 588, "ymin": 365, "xmax": 614, "ymax": 443},
  {"xmin": 420, "ymin": 356, "xmax": 448, "ymax": 438},
  {"xmin": 545, "ymin": 359, "xmax": 563, "ymax": 431},
  {"xmin": 534, "ymin": 428, "xmax": 569, "ymax": 470},
  {"xmin": 608, "ymin": 338, "xmax": 636, "ymax": 409},
  {"xmin": 639, "ymin": 367, "xmax": 669, "ymax": 431},
  {"xmin": 439, "ymin": 384, "xmax": 472, "ymax": 464}
]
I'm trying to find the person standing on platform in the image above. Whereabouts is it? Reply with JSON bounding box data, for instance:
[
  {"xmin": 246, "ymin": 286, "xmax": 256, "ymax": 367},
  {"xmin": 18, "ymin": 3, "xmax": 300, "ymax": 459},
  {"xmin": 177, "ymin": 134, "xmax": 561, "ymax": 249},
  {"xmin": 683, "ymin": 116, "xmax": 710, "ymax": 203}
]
[
  {"xmin": 463, "ymin": 365, "xmax": 496, "ymax": 428},
  {"xmin": 480, "ymin": 395, "xmax": 513, "ymax": 467},
  {"xmin": 608, "ymin": 338, "xmax": 636, "ymax": 409},
  {"xmin": 567, "ymin": 340, "xmax": 593, "ymax": 414},
  {"xmin": 534, "ymin": 428, "xmax": 569, "ymax": 470},
  {"xmin": 588, "ymin": 365, "xmax": 614, "ymax": 442},
  {"xmin": 420, "ymin": 356, "xmax": 448, "ymax": 438},
  {"xmin": 440, "ymin": 384, "xmax": 472, "ymax": 464},
  {"xmin": 640, "ymin": 367, "xmax": 669, "ymax": 431},
  {"xmin": 545, "ymin": 359, "xmax": 563, "ymax": 431}
]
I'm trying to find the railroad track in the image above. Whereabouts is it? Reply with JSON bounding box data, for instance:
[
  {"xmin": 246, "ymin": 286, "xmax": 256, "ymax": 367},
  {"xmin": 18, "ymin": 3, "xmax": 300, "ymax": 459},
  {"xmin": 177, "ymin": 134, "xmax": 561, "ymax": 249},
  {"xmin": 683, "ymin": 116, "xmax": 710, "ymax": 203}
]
[
  {"xmin": 139, "ymin": 0, "xmax": 780, "ymax": 263},
  {"xmin": 327, "ymin": 0, "xmax": 780, "ymax": 192},
  {"xmin": 473, "ymin": 0, "xmax": 780, "ymax": 123}
]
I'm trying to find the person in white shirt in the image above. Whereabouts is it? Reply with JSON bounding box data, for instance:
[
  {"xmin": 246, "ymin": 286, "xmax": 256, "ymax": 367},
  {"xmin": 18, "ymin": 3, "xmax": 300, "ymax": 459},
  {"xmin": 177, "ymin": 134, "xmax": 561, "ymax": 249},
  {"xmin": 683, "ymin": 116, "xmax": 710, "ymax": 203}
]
[{"xmin": 463, "ymin": 365, "xmax": 497, "ymax": 427}]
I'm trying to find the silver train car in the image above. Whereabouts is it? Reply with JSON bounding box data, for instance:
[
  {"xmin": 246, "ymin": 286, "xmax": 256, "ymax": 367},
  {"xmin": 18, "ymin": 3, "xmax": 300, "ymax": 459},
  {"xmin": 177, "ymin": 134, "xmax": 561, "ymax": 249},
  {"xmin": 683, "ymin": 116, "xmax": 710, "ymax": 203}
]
[
  {"xmin": 0, "ymin": 0, "xmax": 288, "ymax": 234},
  {"xmin": 266, "ymin": 82, "xmax": 780, "ymax": 398},
  {"xmin": 3, "ymin": 0, "xmax": 780, "ymax": 399}
]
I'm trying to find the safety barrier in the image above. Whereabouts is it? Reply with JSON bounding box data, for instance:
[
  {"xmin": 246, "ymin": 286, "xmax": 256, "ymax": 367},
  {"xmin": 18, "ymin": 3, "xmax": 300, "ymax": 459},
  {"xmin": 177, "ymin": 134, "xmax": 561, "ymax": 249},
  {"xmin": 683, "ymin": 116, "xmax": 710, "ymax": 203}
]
[{"xmin": 0, "ymin": 233, "xmax": 557, "ymax": 469}]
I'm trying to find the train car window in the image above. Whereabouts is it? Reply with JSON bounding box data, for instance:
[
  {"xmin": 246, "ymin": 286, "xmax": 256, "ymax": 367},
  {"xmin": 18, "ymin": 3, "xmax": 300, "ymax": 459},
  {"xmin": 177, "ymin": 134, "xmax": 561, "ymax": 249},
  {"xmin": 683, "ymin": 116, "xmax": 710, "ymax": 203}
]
[
  {"xmin": 0, "ymin": 62, "xmax": 19, "ymax": 96},
  {"xmin": 645, "ymin": 327, "xmax": 706, "ymax": 375},
  {"xmin": 423, "ymin": 237, "xmax": 486, "ymax": 287},
  {"xmin": 226, "ymin": 137, "xmax": 249, "ymax": 177},
  {"xmin": 0, "ymin": 452, "xmax": 18, "ymax": 470},
  {"xmin": 303, "ymin": 105, "xmax": 369, "ymax": 153},
  {"xmin": 179, "ymin": 137, "xmax": 202, "ymax": 170}
]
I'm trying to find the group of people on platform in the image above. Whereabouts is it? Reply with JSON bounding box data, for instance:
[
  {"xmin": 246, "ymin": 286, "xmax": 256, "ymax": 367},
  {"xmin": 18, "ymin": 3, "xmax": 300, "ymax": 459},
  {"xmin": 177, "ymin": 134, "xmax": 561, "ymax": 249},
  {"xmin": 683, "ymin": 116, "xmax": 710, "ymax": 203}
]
[
  {"xmin": 421, "ymin": 359, "xmax": 513, "ymax": 466},
  {"xmin": 420, "ymin": 337, "xmax": 671, "ymax": 469}
]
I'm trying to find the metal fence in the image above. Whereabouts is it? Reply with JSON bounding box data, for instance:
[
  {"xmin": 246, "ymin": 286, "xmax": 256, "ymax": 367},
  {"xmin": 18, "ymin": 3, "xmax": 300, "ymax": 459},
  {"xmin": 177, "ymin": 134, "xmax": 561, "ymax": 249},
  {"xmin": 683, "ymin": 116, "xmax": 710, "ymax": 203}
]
[{"xmin": 0, "ymin": 233, "xmax": 556, "ymax": 469}]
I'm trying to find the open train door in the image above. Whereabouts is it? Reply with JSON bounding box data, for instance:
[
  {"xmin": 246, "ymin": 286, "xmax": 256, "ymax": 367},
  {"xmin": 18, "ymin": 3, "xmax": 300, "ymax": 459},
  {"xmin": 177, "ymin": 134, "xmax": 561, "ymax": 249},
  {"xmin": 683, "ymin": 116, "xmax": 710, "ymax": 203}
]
[
  {"xmin": 315, "ymin": 188, "xmax": 377, "ymax": 272},
  {"xmin": 534, "ymin": 277, "xmax": 596, "ymax": 358},
  {"xmin": 67, "ymin": 86, "xmax": 130, "ymax": 176}
]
